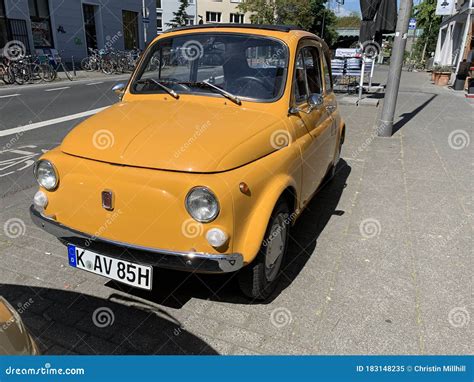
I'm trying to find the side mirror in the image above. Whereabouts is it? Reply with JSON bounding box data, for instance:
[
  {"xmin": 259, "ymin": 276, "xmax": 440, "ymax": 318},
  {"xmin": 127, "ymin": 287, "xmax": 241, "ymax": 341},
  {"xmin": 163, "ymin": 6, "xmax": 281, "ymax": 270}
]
[
  {"xmin": 289, "ymin": 93, "xmax": 324, "ymax": 115},
  {"xmin": 307, "ymin": 94, "xmax": 324, "ymax": 111},
  {"xmin": 112, "ymin": 83, "xmax": 125, "ymax": 99}
]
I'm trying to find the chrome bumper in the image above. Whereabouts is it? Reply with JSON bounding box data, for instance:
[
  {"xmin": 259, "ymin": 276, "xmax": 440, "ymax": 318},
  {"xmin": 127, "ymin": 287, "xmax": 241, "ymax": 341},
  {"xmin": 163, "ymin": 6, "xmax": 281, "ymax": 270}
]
[{"xmin": 29, "ymin": 205, "xmax": 243, "ymax": 273}]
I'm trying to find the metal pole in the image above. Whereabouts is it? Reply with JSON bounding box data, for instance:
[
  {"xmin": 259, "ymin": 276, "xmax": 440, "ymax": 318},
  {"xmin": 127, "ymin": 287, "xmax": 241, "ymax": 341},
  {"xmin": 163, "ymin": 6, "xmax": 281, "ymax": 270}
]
[
  {"xmin": 359, "ymin": 59, "xmax": 366, "ymax": 101},
  {"xmin": 377, "ymin": 0, "xmax": 414, "ymax": 137}
]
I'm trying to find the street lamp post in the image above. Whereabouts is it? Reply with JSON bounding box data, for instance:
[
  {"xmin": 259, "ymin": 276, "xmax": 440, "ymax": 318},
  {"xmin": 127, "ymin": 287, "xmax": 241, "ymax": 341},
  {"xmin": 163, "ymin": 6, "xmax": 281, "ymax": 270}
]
[{"xmin": 376, "ymin": 0, "xmax": 414, "ymax": 137}]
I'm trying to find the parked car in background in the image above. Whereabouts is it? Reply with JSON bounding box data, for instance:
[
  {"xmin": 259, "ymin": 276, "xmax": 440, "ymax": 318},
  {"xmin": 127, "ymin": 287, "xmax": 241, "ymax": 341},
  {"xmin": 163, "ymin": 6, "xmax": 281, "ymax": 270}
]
[{"xmin": 30, "ymin": 24, "xmax": 345, "ymax": 300}]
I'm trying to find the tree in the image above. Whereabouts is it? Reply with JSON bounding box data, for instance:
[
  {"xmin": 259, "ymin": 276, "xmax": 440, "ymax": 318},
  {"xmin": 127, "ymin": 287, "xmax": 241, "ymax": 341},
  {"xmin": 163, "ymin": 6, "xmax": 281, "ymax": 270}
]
[
  {"xmin": 238, "ymin": 0, "xmax": 338, "ymax": 46},
  {"xmin": 167, "ymin": 0, "xmax": 190, "ymax": 28},
  {"xmin": 412, "ymin": 0, "xmax": 441, "ymax": 60},
  {"xmin": 335, "ymin": 12, "xmax": 361, "ymax": 29}
]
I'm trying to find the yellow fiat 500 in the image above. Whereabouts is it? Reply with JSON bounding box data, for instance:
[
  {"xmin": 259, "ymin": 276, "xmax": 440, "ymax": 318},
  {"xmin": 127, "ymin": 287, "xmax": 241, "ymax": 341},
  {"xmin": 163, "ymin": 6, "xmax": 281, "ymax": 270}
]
[{"xmin": 31, "ymin": 24, "xmax": 345, "ymax": 299}]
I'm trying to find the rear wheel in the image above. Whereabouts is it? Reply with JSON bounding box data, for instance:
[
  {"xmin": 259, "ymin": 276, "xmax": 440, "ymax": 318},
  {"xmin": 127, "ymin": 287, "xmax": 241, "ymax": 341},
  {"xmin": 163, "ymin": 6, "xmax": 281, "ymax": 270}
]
[{"xmin": 238, "ymin": 199, "xmax": 290, "ymax": 300}]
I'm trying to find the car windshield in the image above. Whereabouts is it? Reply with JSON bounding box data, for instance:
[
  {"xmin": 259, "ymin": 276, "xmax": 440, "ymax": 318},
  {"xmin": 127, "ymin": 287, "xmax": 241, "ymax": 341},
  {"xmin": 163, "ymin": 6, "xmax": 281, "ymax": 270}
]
[{"xmin": 132, "ymin": 33, "xmax": 289, "ymax": 101}]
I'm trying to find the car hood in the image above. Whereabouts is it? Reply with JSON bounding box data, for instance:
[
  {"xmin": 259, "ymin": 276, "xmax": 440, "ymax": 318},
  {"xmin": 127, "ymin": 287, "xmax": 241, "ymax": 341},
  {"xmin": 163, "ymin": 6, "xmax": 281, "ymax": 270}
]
[{"xmin": 61, "ymin": 100, "xmax": 284, "ymax": 173}]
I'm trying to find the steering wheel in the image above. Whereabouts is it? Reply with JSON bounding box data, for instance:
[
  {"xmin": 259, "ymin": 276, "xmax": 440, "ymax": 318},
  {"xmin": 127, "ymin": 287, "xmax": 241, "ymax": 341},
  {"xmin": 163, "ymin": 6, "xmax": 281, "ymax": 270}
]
[{"xmin": 233, "ymin": 76, "xmax": 272, "ymax": 90}]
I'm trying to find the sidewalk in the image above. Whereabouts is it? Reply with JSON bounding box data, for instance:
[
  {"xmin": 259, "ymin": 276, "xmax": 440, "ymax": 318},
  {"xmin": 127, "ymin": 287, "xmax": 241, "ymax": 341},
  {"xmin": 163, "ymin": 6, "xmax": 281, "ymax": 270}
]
[
  {"xmin": 0, "ymin": 70, "xmax": 131, "ymax": 90},
  {"xmin": 0, "ymin": 67, "xmax": 472, "ymax": 355}
]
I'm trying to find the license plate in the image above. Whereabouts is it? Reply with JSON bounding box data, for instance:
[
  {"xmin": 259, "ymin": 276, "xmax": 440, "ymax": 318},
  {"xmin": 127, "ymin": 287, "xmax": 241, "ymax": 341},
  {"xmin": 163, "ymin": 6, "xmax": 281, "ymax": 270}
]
[{"xmin": 67, "ymin": 244, "xmax": 153, "ymax": 290}]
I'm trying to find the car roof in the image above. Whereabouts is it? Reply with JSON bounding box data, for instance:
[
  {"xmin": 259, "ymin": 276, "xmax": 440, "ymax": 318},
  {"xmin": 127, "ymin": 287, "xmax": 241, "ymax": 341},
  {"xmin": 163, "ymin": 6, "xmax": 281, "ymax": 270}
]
[{"xmin": 162, "ymin": 24, "xmax": 304, "ymax": 34}]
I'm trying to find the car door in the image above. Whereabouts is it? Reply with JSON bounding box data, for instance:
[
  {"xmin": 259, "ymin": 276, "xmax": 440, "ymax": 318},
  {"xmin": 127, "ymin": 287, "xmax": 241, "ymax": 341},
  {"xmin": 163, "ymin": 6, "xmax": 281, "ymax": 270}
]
[
  {"xmin": 290, "ymin": 42, "xmax": 334, "ymax": 206},
  {"xmin": 321, "ymin": 50, "xmax": 339, "ymax": 165}
]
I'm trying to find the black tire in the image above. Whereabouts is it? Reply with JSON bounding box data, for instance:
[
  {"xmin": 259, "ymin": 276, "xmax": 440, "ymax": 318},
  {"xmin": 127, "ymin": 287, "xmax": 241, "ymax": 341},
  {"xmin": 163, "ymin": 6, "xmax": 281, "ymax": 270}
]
[{"xmin": 238, "ymin": 199, "xmax": 290, "ymax": 300}]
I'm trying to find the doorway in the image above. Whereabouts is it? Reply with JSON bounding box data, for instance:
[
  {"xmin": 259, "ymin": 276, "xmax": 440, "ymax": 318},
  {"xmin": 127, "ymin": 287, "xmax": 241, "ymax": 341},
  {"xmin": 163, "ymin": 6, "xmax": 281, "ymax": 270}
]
[{"xmin": 83, "ymin": 3, "xmax": 98, "ymax": 51}]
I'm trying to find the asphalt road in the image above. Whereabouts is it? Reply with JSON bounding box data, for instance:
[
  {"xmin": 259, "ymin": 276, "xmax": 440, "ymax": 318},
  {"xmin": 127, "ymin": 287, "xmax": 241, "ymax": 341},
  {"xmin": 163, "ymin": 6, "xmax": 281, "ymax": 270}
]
[{"xmin": 0, "ymin": 77, "xmax": 124, "ymax": 197}]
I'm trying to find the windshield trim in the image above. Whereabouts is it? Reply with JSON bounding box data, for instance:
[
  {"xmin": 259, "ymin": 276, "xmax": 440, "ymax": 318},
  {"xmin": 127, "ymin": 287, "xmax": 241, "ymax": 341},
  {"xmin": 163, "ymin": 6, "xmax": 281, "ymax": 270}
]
[{"xmin": 129, "ymin": 32, "xmax": 290, "ymax": 104}]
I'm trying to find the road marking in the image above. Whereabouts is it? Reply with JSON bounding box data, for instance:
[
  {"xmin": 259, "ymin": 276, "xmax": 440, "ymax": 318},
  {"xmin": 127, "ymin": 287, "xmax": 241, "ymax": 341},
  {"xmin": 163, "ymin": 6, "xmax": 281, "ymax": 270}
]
[
  {"xmin": 0, "ymin": 94, "xmax": 20, "ymax": 99},
  {"xmin": 86, "ymin": 81, "xmax": 104, "ymax": 86},
  {"xmin": 0, "ymin": 107, "xmax": 109, "ymax": 137},
  {"xmin": 44, "ymin": 87, "xmax": 70, "ymax": 92}
]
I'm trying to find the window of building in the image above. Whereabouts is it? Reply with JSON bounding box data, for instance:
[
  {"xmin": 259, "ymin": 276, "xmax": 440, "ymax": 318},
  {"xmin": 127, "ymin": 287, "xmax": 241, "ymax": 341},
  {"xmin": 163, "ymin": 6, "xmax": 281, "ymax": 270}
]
[
  {"xmin": 0, "ymin": 0, "xmax": 5, "ymax": 17},
  {"xmin": 83, "ymin": 4, "xmax": 98, "ymax": 51},
  {"xmin": 188, "ymin": 0, "xmax": 194, "ymax": 3},
  {"xmin": 206, "ymin": 12, "xmax": 221, "ymax": 23},
  {"xmin": 230, "ymin": 0, "xmax": 242, "ymax": 2},
  {"xmin": 186, "ymin": 17, "xmax": 194, "ymax": 26},
  {"xmin": 157, "ymin": 12, "xmax": 162, "ymax": 32},
  {"xmin": 28, "ymin": 0, "xmax": 54, "ymax": 48},
  {"xmin": 122, "ymin": 10, "xmax": 139, "ymax": 50},
  {"xmin": 156, "ymin": 0, "xmax": 162, "ymax": 9},
  {"xmin": 229, "ymin": 13, "xmax": 244, "ymax": 23},
  {"xmin": 0, "ymin": 0, "xmax": 7, "ymax": 49}
]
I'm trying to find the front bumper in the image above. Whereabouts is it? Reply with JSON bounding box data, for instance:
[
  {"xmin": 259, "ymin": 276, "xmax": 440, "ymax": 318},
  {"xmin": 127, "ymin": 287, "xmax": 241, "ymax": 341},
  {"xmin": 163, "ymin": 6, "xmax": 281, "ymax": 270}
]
[{"xmin": 30, "ymin": 205, "xmax": 243, "ymax": 273}]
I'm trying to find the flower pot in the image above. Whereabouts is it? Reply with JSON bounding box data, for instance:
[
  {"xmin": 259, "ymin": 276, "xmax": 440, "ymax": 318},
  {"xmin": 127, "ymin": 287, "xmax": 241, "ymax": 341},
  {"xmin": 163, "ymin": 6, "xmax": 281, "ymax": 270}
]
[
  {"xmin": 436, "ymin": 72, "xmax": 451, "ymax": 86},
  {"xmin": 431, "ymin": 71, "xmax": 436, "ymax": 82},
  {"xmin": 433, "ymin": 71, "xmax": 441, "ymax": 84}
]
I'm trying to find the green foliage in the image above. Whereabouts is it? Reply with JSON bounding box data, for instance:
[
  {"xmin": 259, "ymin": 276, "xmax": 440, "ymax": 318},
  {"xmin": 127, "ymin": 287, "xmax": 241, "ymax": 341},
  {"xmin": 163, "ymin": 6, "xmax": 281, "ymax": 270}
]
[
  {"xmin": 238, "ymin": 0, "xmax": 338, "ymax": 45},
  {"xmin": 167, "ymin": 0, "xmax": 190, "ymax": 28},
  {"xmin": 412, "ymin": 0, "xmax": 441, "ymax": 59},
  {"xmin": 335, "ymin": 12, "xmax": 361, "ymax": 29}
]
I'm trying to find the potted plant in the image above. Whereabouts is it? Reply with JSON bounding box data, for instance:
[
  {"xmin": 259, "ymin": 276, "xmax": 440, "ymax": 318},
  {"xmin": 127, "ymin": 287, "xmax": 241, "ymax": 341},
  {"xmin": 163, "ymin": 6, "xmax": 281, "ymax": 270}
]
[
  {"xmin": 430, "ymin": 65, "xmax": 440, "ymax": 82},
  {"xmin": 434, "ymin": 66, "xmax": 452, "ymax": 86}
]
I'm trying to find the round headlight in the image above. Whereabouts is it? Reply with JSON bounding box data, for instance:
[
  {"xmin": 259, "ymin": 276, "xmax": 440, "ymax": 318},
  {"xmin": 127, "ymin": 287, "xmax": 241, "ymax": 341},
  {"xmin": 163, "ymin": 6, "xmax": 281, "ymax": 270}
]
[
  {"xmin": 185, "ymin": 187, "xmax": 219, "ymax": 223},
  {"xmin": 34, "ymin": 160, "xmax": 58, "ymax": 191}
]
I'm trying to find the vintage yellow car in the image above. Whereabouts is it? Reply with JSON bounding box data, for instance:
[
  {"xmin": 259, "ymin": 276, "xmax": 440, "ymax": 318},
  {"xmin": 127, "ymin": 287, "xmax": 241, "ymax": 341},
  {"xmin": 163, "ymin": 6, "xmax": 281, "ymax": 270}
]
[{"xmin": 31, "ymin": 24, "xmax": 345, "ymax": 299}]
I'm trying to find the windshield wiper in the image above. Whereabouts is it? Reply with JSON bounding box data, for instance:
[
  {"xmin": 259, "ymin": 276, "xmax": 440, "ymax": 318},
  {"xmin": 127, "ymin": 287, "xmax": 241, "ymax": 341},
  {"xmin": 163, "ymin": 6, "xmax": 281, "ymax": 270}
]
[
  {"xmin": 135, "ymin": 78, "xmax": 179, "ymax": 99},
  {"xmin": 179, "ymin": 81, "xmax": 241, "ymax": 105}
]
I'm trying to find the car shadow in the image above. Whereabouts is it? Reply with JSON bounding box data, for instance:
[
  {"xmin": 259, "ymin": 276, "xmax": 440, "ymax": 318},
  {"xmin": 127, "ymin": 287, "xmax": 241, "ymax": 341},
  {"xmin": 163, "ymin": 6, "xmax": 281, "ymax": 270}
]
[
  {"xmin": 106, "ymin": 160, "xmax": 351, "ymax": 307},
  {"xmin": 0, "ymin": 284, "xmax": 217, "ymax": 355}
]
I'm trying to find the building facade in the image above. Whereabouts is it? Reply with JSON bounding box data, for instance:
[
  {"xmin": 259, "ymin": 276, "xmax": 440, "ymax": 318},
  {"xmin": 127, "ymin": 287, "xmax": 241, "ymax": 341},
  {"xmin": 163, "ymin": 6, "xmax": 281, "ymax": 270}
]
[
  {"xmin": 0, "ymin": 0, "xmax": 157, "ymax": 60},
  {"xmin": 197, "ymin": 0, "xmax": 247, "ymax": 25},
  {"xmin": 156, "ymin": 0, "xmax": 197, "ymax": 34},
  {"xmin": 434, "ymin": 0, "xmax": 473, "ymax": 74},
  {"xmin": 155, "ymin": 0, "xmax": 248, "ymax": 34}
]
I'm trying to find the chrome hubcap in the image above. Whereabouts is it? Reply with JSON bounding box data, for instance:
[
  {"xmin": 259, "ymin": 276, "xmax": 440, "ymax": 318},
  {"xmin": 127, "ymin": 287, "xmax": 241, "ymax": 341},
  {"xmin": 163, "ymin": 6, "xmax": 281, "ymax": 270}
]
[{"xmin": 265, "ymin": 214, "xmax": 287, "ymax": 282}]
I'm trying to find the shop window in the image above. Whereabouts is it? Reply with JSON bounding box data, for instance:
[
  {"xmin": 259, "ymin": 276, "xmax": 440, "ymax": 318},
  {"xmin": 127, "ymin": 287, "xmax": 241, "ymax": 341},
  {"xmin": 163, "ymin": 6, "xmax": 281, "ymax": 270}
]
[
  {"xmin": 28, "ymin": 0, "xmax": 54, "ymax": 48},
  {"xmin": 122, "ymin": 10, "xmax": 139, "ymax": 50}
]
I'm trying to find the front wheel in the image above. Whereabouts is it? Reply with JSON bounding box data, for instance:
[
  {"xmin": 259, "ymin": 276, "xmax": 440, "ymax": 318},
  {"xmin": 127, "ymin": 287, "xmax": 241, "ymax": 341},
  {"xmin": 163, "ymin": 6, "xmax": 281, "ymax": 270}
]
[{"xmin": 238, "ymin": 200, "xmax": 290, "ymax": 300}]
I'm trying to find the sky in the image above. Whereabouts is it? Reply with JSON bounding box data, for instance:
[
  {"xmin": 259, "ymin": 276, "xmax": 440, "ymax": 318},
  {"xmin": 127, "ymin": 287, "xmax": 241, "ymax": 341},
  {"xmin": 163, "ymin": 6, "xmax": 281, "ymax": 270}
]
[{"xmin": 331, "ymin": 0, "xmax": 361, "ymax": 17}]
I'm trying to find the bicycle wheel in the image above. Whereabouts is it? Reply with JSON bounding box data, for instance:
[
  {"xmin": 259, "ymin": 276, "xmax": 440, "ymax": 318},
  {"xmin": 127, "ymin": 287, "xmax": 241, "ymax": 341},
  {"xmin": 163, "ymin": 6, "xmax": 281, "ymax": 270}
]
[
  {"xmin": 13, "ymin": 65, "xmax": 27, "ymax": 85},
  {"xmin": 81, "ymin": 57, "xmax": 92, "ymax": 71},
  {"xmin": 102, "ymin": 60, "xmax": 114, "ymax": 75},
  {"xmin": 41, "ymin": 64, "xmax": 56, "ymax": 82},
  {"xmin": 61, "ymin": 64, "xmax": 74, "ymax": 81},
  {"xmin": 30, "ymin": 63, "xmax": 43, "ymax": 84}
]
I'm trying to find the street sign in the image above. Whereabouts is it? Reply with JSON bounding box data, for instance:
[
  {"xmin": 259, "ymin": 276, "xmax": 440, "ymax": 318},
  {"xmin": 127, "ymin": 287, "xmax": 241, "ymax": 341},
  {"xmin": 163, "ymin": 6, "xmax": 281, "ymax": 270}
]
[{"xmin": 408, "ymin": 18, "xmax": 416, "ymax": 30}]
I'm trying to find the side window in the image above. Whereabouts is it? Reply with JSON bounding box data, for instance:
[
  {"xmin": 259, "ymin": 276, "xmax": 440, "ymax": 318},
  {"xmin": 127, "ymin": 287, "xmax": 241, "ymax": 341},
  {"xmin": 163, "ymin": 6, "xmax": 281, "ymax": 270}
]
[
  {"xmin": 322, "ymin": 54, "xmax": 333, "ymax": 93},
  {"xmin": 303, "ymin": 47, "xmax": 323, "ymax": 95},
  {"xmin": 294, "ymin": 51, "xmax": 307, "ymax": 103}
]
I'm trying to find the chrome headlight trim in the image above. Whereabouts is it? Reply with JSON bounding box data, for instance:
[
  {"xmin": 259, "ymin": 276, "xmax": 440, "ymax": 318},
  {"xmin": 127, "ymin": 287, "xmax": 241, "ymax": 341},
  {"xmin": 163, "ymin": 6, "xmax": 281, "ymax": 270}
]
[
  {"xmin": 33, "ymin": 159, "xmax": 59, "ymax": 191},
  {"xmin": 185, "ymin": 186, "xmax": 220, "ymax": 223}
]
